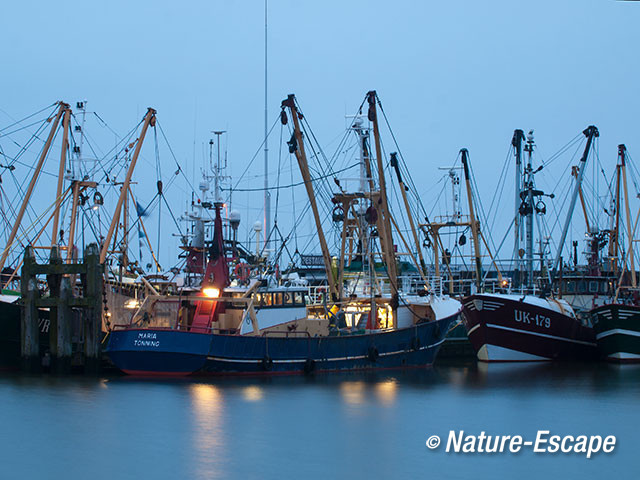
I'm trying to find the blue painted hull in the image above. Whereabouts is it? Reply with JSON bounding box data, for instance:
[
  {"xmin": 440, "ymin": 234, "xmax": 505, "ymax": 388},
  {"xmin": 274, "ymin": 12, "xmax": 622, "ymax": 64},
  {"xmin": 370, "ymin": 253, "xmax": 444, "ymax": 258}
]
[
  {"xmin": 106, "ymin": 329, "xmax": 212, "ymax": 375},
  {"xmin": 106, "ymin": 314, "xmax": 459, "ymax": 376}
]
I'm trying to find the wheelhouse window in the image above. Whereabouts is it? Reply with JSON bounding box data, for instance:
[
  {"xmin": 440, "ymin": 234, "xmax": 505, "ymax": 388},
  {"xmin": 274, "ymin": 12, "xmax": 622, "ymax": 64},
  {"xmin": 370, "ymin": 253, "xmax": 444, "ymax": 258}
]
[{"xmin": 271, "ymin": 292, "xmax": 281, "ymax": 306}]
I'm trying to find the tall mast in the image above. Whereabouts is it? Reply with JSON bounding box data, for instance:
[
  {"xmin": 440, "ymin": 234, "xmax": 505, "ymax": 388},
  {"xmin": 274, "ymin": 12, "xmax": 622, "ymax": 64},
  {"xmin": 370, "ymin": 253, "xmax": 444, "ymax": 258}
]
[
  {"xmin": 282, "ymin": 95, "xmax": 338, "ymax": 300},
  {"xmin": 51, "ymin": 104, "xmax": 72, "ymax": 246},
  {"xmin": 552, "ymin": 125, "xmax": 599, "ymax": 275},
  {"xmin": 460, "ymin": 148, "xmax": 482, "ymax": 289},
  {"xmin": 123, "ymin": 180, "xmax": 129, "ymax": 269},
  {"xmin": 367, "ymin": 91, "xmax": 398, "ymax": 307},
  {"xmin": 390, "ymin": 152, "xmax": 426, "ymax": 276},
  {"xmin": 523, "ymin": 132, "xmax": 535, "ymax": 289},
  {"xmin": 620, "ymin": 144, "xmax": 636, "ymax": 287},
  {"xmin": 100, "ymin": 108, "xmax": 156, "ymax": 264},
  {"xmin": 263, "ymin": 0, "xmax": 270, "ymax": 253},
  {"xmin": 512, "ymin": 129, "xmax": 524, "ymax": 263},
  {"xmin": 608, "ymin": 146, "xmax": 622, "ymax": 275},
  {"xmin": 0, "ymin": 102, "xmax": 66, "ymax": 273}
]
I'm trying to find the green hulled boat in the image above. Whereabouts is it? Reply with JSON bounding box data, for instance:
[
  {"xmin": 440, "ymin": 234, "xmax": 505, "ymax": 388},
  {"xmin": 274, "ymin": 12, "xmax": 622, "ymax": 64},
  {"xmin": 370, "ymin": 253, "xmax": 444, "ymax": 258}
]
[{"xmin": 592, "ymin": 304, "xmax": 640, "ymax": 362}]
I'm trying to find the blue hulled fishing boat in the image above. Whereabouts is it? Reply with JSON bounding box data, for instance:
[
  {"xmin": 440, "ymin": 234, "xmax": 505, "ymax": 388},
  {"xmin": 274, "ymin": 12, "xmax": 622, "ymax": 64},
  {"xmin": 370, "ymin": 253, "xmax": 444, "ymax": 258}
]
[
  {"xmin": 105, "ymin": 92, "xmax": 462, "ymax": 376},
  {"xmin": 105, "ymin": 203, "xmax": 460, "ymax": 376}
]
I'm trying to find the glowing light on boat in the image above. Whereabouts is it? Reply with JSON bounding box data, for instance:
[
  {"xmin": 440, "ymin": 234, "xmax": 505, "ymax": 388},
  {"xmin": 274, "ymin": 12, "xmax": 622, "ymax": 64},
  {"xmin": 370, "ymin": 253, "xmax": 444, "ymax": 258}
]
[
  {"xmin": 123, "ymin": 299, "xmax": 140, "ymax": 309},
  {"xmin": 202, "ymin": 287, "xmax": 220, "ymax": 298}
]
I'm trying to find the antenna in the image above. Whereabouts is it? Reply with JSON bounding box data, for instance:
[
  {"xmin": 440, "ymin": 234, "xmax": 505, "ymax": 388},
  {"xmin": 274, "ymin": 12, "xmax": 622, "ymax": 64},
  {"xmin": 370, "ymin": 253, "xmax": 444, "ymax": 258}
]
[{"xmin": 211, "ymin": 130, "xmax": 226, "ymax": 205}]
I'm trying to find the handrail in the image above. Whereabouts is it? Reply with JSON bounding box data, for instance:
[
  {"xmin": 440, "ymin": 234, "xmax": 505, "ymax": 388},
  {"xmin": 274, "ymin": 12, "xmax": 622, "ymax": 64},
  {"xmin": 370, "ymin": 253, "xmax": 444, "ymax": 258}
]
[{"xmin": 261, "ymin": 330, "xmax": 311, "ymax": 338}]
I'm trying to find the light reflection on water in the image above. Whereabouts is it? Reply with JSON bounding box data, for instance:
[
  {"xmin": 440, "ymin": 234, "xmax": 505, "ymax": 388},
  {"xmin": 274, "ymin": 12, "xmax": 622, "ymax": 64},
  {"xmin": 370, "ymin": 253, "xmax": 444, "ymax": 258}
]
[
  {"xmin": 241, "ymin": 385, "xmax": 264, "ymax": 402},
  {"xmin": 374, "ymin": 379, "xmax": 397, "ymax": 406},
  {"xmin": 0, "ymin": 362, "xmax": 639, "ymax": 479},
  {"xmin": 339, "ymin": 380, "xmax": 366, "ymax": 405},
  {"xmin": 190, "ymin": 384, "xmax": 225, "ymax": 479}
]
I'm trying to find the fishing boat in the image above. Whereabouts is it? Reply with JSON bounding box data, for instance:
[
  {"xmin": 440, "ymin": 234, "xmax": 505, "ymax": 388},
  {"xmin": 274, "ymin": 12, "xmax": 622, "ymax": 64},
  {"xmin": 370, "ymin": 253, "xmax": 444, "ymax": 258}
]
[
  {"xmin": 106, "ymin": 92, "xmax": 462, "ymax": 375},
  {"xmin": 591, "ymin": 302, "xmax": 640, "ymax": 362},
  {"xmin": 588, "ymin": 144, "xmax": 640, "ymax": 362},
  {"xmin": 463, "ymin": 293, "xmax": 596, "ymax": 361},
  {"xmin": 106, "ymin": 204, "xmax": 459, "ymax": 375},
  {"xmin": 461, "ymin": 128, "xmax": 600, "ymax": 362}
]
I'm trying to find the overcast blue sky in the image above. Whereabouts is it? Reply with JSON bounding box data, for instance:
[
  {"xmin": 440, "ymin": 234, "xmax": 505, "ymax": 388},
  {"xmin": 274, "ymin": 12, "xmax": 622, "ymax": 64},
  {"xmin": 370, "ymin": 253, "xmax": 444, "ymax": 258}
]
[{"xmin": 1, "ymin": 0, "xmax": 639, "ymax": 267}]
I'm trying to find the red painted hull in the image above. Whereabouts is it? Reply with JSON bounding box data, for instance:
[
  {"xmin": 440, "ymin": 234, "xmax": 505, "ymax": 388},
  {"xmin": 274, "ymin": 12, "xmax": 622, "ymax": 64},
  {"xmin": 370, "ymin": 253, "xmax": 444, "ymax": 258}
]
[{"xmin": 462, "ymin": 294, "xmax": 597, "ymax": 362}]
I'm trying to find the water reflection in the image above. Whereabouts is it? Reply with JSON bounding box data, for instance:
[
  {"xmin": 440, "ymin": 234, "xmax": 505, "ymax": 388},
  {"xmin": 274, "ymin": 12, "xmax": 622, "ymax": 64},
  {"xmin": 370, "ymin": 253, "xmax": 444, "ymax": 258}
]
[
  {"xmin": 1, "ymin": 362, "xmax": 640, "ymax": 480},
  {"xmin": 242, "ymin": 385, "xmax": 264, "ymax": 402},
  {"xmin": 374, "ymin": 379, "xmax": 397, "ymax": 406},
  {"xmin": 189, "ymin": 383, "xmax": 225, "ymax": 479},
  {"xmin": 434, "ymin": 361, "xmax": 640, "ymax": 394},
  {"xmin": 339, "ymin": 381, "xmax": 366, "ymax": 405}
]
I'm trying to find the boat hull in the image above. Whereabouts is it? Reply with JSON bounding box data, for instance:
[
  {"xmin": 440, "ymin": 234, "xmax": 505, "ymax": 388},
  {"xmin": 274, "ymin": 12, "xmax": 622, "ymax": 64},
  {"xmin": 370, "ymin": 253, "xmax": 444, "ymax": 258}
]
[
  {"xmin": 462, "ymin": 294, "xmax": 597, "ymax": 362},
  {"xmin": 592, "ymin": 304, "xmax": 640, "ymax": 363},
  {"xmin": 0, "ymin": 299, "xmax": 50, "ymax": 370},
  {"xmin": 106, "ymin": 329, "xmax": 212, "ymax": 375},
  {"xmin": 106, "ymin": 313, "xmax": 459, "ymax": 376}
]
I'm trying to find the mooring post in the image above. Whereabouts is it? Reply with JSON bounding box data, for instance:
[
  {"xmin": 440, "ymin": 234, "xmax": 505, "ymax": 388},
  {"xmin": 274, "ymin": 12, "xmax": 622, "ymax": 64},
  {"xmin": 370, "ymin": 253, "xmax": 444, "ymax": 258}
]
[
  {"xmin": 20, "ymin": 246, "xmax": 40, "ymax": 372},
  {"xmin": 83, "ymin": 243, "xmax": 102, "ymax": 373},
  {"xmin": 47, "ymin": 246, "xmax": 62, "ymax": 370},
  {"xmin": 53, "ymin": 276, "xmax": 73, "ymax": 374}
]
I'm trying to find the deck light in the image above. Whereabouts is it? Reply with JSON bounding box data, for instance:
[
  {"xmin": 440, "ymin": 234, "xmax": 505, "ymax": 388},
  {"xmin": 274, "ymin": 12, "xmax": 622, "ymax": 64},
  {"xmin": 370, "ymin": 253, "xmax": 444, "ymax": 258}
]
[{"xmin": 202, "ymin": 287, "xmax": 220, "ymax": 298}]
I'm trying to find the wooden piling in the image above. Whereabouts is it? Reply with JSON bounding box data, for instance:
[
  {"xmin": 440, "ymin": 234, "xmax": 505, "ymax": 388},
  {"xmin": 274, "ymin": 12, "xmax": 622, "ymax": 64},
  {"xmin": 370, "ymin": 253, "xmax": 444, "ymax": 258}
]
[
  {"xmin": 83, "ymin": 244, "xmax": 102, "ymax": 373},
  {"xmin": 20, "ymin": 247, "xmax": 40, "ymax": 372},
  {"xmin": 19, "ymin": 242, "xmax": 104, "ymax": 374},
  {"xmin": 53, "ymin": 276, "xmax": 73, "ymax": 374}
]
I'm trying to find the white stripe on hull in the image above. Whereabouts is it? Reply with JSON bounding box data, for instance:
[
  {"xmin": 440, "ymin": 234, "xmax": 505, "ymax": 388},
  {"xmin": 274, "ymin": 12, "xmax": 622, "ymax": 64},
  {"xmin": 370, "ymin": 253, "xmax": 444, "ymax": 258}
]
[
  {"xmin": 608, "ymin": 352, "xmax": 640, "ymax": 360},
  {"xmin": 486, "ymin": 323, "xmax": 596, "ymax": 346},
  {"xmin": 206, "ymin": 339, "xmax": 446, "ymax": 364},
  {"xmin": 596, "ymin": 328, "xmax": 640, "ymax": 340},
  {"xmin": 477, "ymin": 344, "xmax": 547, "ymax": 362},
  {"xmin": 467, "ymin": 324, "xmax": 481, "ymax": 335}
]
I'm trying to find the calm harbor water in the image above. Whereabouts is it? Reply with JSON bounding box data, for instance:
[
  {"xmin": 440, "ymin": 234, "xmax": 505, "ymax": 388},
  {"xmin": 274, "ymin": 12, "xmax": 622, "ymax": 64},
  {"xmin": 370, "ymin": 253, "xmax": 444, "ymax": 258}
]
[{"xmin": 0, "ymin": 362, "xmax": 637, "ymax": 479}]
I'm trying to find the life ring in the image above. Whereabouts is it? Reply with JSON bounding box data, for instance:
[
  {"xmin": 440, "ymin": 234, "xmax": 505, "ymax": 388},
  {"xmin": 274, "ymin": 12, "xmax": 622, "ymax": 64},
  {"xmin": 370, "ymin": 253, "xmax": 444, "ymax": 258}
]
[
  {"xmin": 233, "ymin": 263, "xmax": 251, "ymax": 283},
  {"xmin": 367, "ymin": 346, "xmax": 379, "ymax": 362},
  {"xmin": 262, "ymin": 356, "xmax": 273, "ymax": 371},
  {"xmin": 303, "ymin": 358, "xmax": 316, "ymax": 374}
]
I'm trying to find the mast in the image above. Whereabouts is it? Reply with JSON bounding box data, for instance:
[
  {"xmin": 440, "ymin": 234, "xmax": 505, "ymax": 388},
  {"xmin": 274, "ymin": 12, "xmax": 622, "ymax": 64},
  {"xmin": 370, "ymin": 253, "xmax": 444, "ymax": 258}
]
[
  {"xmin": 281, "ymin": 95, "xmax": 338, "ymax": 300},
  {"xmin": 572, "ymin": 166, "xmax": 592, "ymax": 234},
  {"xmin": 620, "ymin": 144, "xmax": 636, "ymax": 287},
  {"xmin": 552, "ymin": 125, "xmax": 599, "ymax": 275},
  {"xmin": 460, "ymin": 148, "xmax": 482, "ymax": 290},
  {"xmin": 212, "ymin": 130, "xmax": 226, "ymax": 204},
  {"xmin": 51, "ymin": 104, "xmax": 72, "ymax": 247},
  {"xmin": 608, "ymin": 148, "xmax": 622, "ymax": 274},
  {"xmin": 0, "ymin": 102, "xmax": 66, "ymax": 273},
  {"xmin": 100, "ymin": 108, "xmax": 156, "ymax": 264},
  {"xmin": 66, "ymin": 183, "xmax": 81, "ymax": 263},
  {"xmin": 367, "ymin": 91, "xmax": 398, "ymax": 307},
  {"xmin": 123, "ymin": 180, "xmax": 129, "ymax": 269},
  {"xmin": 263, "ymin": 0, "xmax": 270, "ymax": 253},
  {"xmin": 512, "ymin": 129, "xmax": 524, "ymax": 263},
  {"xmin": 523, "ymin": 132, "xmax": 535, "ymax": 289},
  {"xmin": 390, "ymin": 152, "xmax": 426, "ymax": 277}
]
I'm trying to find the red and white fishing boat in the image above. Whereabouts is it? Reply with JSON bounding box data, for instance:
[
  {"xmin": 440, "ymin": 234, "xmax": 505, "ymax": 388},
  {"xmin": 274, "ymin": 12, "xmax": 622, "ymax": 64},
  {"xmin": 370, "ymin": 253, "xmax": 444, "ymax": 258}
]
[
  {"xmin": 461, "ymin": 127, "xmax": 600, "ymax": 362},
  {"xmin": 462, "ymin": 293, "xmax": 597, "ymax": 361}
]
